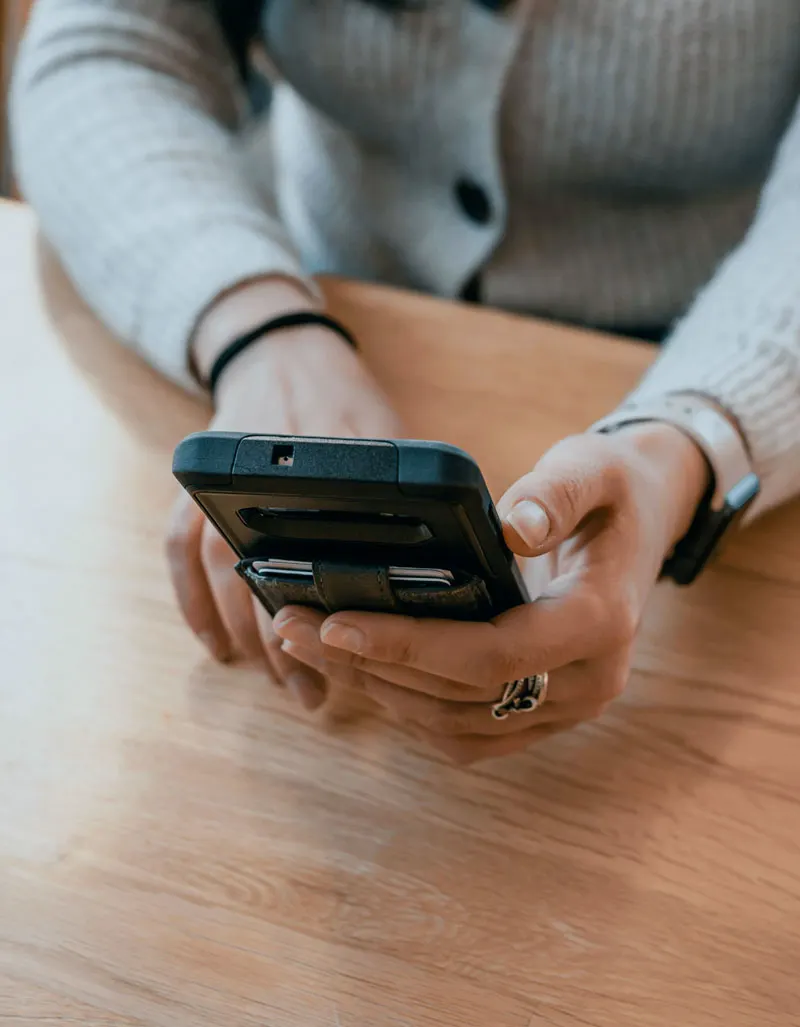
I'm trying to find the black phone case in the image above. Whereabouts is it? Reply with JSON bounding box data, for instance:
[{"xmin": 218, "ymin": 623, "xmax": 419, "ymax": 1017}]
[{"xmin": 173, "ymin": 432, "xmax": 528, "ymax": 620}]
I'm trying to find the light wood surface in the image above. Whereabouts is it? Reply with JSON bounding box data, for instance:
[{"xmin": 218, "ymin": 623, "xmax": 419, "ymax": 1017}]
[{"xmin": 2, "ymin": 200, "xmax": 800, "ymax": 1026}]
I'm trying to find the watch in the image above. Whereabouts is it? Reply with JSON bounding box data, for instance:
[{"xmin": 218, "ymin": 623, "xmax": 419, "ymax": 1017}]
[{"xmin": 591, "ymin": 393, "xmax": 761, "ymax": 585}]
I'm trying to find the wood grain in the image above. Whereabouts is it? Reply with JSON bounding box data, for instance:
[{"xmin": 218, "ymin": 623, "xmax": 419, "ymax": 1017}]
[{"xmin": 1, "ymin": 201, "xmax": 800, "ymax": 1027}]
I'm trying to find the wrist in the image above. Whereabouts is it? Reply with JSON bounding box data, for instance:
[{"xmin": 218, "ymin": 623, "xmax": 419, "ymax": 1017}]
[
  {"xmin": 592, "ymin": 393, "xmax": 759, "ymax": 584},
  {"xmin": 191, "ymin": 275, "xmax": 319, "ymax": 383},
  {"xmin": 213, "ymin": 321, "xmax": 364, "ymax": 411},
  {"xmin": 616, "ymin": 422, "xmax": 711, "ymax": 550}
]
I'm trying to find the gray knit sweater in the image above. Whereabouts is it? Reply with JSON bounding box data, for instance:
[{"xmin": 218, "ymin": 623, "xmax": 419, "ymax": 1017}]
[{"xmin": 10, "ymin": 0, "xmax": 800, "ymax": 509}]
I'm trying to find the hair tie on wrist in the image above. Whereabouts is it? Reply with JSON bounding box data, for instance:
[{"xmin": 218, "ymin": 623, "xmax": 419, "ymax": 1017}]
[{"xmin": 207, "ymin": 311, "xmax": 359, "ymax": 396}]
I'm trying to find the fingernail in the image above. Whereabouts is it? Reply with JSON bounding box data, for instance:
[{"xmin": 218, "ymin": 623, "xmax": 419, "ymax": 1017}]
[
  {"xmin": 200, "ymin": 631, "xmax": 231, "ymax": 663},
  {"xmin": 272, "ymin": 616, "xmax": 320, "ymax": 649},
  {"xmin": 286, "ymin": 671, "xmax": 328, "ymax": 711},
  {"xmin": 505, "ymin": 500, "xmax": 551, "ymax": 549},
  {"xmin": 320, "ymin": 622, "xmax": 367, "ymax": 654}
]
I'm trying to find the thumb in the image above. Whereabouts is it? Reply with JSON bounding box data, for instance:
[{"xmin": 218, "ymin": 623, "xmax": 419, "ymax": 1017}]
[{"xmin": 496, "ymin": 434, "xmax": 623, "ymax": 557}]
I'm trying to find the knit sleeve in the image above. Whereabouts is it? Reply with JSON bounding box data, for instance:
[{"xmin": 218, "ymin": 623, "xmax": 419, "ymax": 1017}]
[
  {"xmin": 630, "ymin": 96, "xmax": 800, "ymax": 512},
  {"xmin": 9, "ymin": 0, "xmax": 313, "ymax": 391}
]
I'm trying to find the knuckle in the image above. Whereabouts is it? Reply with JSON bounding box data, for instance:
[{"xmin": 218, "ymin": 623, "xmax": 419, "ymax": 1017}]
[
  {"xmin": 385, "ymin": 625, "xmax": 418, "ymax": 666},
  {"xmin": 383, "ymin": 640, "xmax": 411, "ymax": 667},
  {"xmin": 603, "ymin": 590, "xmax": 639, "ymax": 648},
  {"xmin": 480, "ymin": 643, "xmax": 525, "ymax": 689},
  {"xmin": 553, "ymin": 473, "xmax": 585, "ymax": 528},
  {"xmin": 363, "ymin": 631, "xmax": 415, "ymax": 666},
  {"xmin": 581, "ymin": 587, "xmax": 609, "ymax": 627},
  {"xmin": 578, "ymin": 587, "xmax": 624, "ymax": 650},
  {"xmin": 600, "ymin": 667, "xmax": 629, "ymax": 703}
]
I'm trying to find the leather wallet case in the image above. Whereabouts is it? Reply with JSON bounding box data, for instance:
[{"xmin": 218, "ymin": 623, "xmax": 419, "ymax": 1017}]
[{"xmin": 236, "ymin": 558, "xmax": 494, "ymax": 621}]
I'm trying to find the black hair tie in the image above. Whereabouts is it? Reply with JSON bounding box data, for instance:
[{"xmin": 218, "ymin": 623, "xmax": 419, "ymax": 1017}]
[{"xmin": 207, "ymin": 311, "xmax": 359, "ymax": 396}]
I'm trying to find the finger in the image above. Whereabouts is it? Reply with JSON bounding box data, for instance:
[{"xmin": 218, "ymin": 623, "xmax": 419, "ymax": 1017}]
[
  {"xmin": 251, "ymin": 599, "xmax": 324, "ymax": 694},
  {"xmin": 280, "ymin": 640, "xmax": 327, "ymax": 673},
  {"xmin": 281, "ymin": 640, "xmax": 384, "ymax": 717},
  {"xmin": 270, "ymin": 606, "xmax": 327, "ymax": 665},
  {"xmin": 284, "ymin": 636, "xmax": 497, "ymax": 702},
  {"xmin": 275, "ymin": 609, "xmax": 499, "ymax": 701},
  {"xmin": 200, "ymin": 523, "xmax": 265, "ymax": 664},
  {"xmin": 282, "ymin": 658, "xmax": 328, "ymax": 712},
  {"xmin": 364, "ymin": 651, "xmax": 629, "ymax": 737},
  {"xmin": 363, "ymin": 674, "xmax": 572, "ymax": 735},
  {"xmin": 281, "ymin": 641, "xmax": 582, "ymax": 747},
  {"xmin": 413, "ymin": 720, "xmax": 580, "ymax": 765},
  {"xmin": 284, "ymin": 611, "xmax": 632, "ymax": 732},
  {"xmin": 165, "ymin": 492, "xmax": 232, "ymax": 662},
  {"xmin": 323, "ymin": 647, "xmax": 499, "ymax": 702},
  {"xmin": 497, "ymin": 433, "xmax": 632, "ymax": 557},
  {"xmin": 274, "ymin": 606, "xmax": 519, "ymax": 702},
  {"xmin": 256, "ymin": 606, "xmax": 329, "ymax": 710},
  {"xmin": 315, "ymin": 635, "xmax": 603, "ymax": 706},
  {"xmin": 252, "ymin": 600, "xmax": 286, "ymax": 685},
  {"xmin": 282, "ymin": 635, "xmax": 628, "ymax": 733},
  {"xmin": 309, "ymin": 584, "xmax": 632, "ymax": 689}
]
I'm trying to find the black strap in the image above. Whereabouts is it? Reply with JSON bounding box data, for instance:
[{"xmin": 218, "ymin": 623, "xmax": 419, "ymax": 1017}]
[
  {"xmin": 313, "ymin": 562, "xmax": 397, "ymax": 613},
  {"xmin": 207, "ymin": 311, "xmax": 358, "ymax": 396}
]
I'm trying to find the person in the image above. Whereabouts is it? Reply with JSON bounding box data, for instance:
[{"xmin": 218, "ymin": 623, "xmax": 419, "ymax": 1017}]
[{"xmin": 10, "ymin": 0, "xmax": 800, "ymax": 763}]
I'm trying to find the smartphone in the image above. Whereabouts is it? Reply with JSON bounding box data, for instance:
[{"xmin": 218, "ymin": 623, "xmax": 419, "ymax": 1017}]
[{"xmin": 172, "ymin": 432, "xmax": 529, "ymax": 621}]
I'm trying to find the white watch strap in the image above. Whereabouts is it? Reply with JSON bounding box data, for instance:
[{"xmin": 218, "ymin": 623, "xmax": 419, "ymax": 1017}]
[{"xmin": 591, "ymin": 393, "xmax": 753, "ymax": 510}]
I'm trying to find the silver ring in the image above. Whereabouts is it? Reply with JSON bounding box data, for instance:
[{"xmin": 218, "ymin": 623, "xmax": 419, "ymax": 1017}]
[{"xmin": 491, "ymin": 672, "xmax": 549, "ymax": 721}]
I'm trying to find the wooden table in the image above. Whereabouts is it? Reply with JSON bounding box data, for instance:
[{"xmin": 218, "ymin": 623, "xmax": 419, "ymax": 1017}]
[{"xmin": 2, "ymin": 200, "xmax": 799, "ymax": 1027}]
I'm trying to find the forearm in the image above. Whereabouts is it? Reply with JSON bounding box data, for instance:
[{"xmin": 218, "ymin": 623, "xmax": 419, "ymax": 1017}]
[
  {"xmin": 10, "ymin": 0, "xmax": 313, "ymax": 391},
  {"xmin": 622, "ymin": 93, "xmax": 800, "ymax": 514},
  {"xmin": 629, "ymin": 235, "xmax": 800, "ymax": 514}
]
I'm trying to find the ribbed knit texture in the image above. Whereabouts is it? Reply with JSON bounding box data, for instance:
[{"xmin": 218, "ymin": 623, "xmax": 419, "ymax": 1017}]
[{"xmin": 10, "ymin": 0, "xmax": 800, "ymax": 508}]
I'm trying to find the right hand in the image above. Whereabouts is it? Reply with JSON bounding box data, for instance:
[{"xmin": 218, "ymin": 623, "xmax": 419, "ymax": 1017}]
[{"xmin": 167, "ymin": 281, "xmax": 405, "ymax": 710}]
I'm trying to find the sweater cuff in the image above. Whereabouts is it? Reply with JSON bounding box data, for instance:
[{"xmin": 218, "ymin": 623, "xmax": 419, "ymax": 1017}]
[
  {"xmin": 131, "ymin": 222, "xmax": 320, "ymax": 393},
  {"xmin": 630, "ymin": 329, "xmax": 800, "ymax": 513}
]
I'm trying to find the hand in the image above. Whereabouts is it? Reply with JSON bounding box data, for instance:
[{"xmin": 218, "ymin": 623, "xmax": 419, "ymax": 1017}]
[
  {"xmin": 166, "ymin": 278, "xmax": 405, "ymax": 709},
  {"xmin": 270, "ymin": 424, "xmax": 709, "ymax": 762}
]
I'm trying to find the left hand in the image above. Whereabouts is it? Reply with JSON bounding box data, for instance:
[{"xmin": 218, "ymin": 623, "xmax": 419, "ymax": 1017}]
[{"xmin": 272, "ymin": 423, "xmax": 709, "ymax": 763}]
